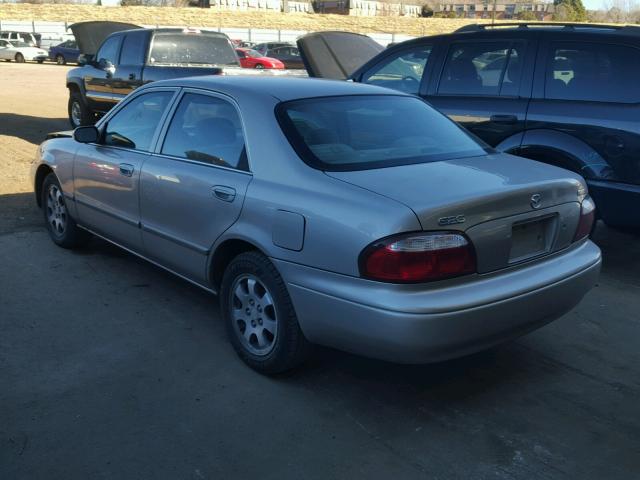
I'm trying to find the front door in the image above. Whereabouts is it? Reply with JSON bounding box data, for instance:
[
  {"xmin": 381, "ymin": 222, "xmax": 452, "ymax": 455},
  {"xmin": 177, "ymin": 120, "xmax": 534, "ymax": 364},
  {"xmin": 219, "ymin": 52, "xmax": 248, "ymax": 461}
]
[
  {"xmin": 426, "ymin": 37, "xmax": 534, "ymax": 150},
  {"xmin": 110, "ymin": 30, "xmax": 147, "ymax": 102},
  {"xmin": 140, "ymin": 90, "xmax": 252, "ymax": 284},
  {"xmin": 84, "ymin": 34, "xmax": 122, "ymax": 112},
  {"xmin": 73, "ymin": 89, "xmax": 176, "ymax": 251}
]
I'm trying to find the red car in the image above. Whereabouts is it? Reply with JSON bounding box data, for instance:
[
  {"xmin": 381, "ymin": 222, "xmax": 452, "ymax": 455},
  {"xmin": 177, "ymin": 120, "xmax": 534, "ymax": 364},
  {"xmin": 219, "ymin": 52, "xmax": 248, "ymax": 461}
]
[{"xmin": 235, "ymin": 48, "xmax": 284, "ymax": 69}]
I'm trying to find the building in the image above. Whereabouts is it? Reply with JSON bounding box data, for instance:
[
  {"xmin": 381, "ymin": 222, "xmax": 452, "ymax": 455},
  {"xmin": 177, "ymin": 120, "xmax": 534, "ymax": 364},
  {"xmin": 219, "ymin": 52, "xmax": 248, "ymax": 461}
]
[
  {"xmin": 436, "ymin": 0, "xmax": 554, "ymax": 20},
  {"xmin": 314, "ymin": 0, "xmax": 423, "ymax": 17}
]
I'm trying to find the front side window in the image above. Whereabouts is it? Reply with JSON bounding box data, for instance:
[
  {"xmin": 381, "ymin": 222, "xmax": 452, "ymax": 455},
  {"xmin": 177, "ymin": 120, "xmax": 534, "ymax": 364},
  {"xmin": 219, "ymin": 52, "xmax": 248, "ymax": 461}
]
[
  {"xmin": 545, "ymin": 42, "xmax": 640, "ymax": 103},
  {"xmin": 120, "ymin": 31, "xmax": 147, "ymax": 65},
  {"xmin": 96, "ymin": 35, "xmax": 121, "ymax": 65},
  {"xmin": 438, "ymin": 41, "xmax": 525, "ymax": 96},
  {"xmin": 277, "ymin": 95, "xmax": 487, "ymax": 171},
  {"xmin": 104, "ymin": 91, "xmax": 174, "ymax": 151},
  {"xmin": 149, "ymin": 33, "xmax": 237, "ymax": 66},
  {"xmin": 161, "ymin": 93, "xmax": 247, "ymax": 171},
  {"xmin": 362, "ymin": 46, "xmax": 432, "ymax": 94}
]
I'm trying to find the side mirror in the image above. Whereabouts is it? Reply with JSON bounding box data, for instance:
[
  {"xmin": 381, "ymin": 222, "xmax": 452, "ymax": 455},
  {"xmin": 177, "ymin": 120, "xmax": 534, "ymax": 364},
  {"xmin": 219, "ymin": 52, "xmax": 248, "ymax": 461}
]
[
  {"xmin": 77, "ymin": 53, "xmax": 93, "ymax": 66},
  {"xmin": 73, "ymin": 126, "xmax": 99, "ymax": 144}
]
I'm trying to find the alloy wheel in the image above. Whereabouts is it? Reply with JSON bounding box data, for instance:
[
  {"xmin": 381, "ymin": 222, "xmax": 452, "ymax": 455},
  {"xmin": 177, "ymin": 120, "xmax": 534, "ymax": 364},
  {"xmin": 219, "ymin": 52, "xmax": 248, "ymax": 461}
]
[
  {"xmin": 230, "ymin": 274, "xmax": 278, "ymax": 356},
  {"xmin": 70, "ymin": 101, "xmax": 82, "ymax": 127},
  {"xmin": 46, "ymin": 184, "xmax": 67, "ymax": 237}
]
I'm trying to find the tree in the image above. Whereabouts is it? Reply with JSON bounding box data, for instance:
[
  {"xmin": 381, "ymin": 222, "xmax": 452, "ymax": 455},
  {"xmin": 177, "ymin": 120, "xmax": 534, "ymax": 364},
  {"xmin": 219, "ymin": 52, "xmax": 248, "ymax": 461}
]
[
  {"xmin": 553, "ymin": 0, "xmax": 587, "ymax": 21},
  {"xmin": 517, "ymin": 10, "xmax": 537, "ymax": 20}
]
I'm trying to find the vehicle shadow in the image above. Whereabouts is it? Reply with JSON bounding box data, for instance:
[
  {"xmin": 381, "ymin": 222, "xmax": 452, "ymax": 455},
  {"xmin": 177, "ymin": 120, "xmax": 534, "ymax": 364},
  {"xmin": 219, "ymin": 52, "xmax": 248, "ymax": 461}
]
[
  {"xmin": 0, "ymin": 192, "xmax": 41, "ymax": 235},
  {"xmin": 0, "ymin": 113, "xmax": 68, "ymax": 145}
]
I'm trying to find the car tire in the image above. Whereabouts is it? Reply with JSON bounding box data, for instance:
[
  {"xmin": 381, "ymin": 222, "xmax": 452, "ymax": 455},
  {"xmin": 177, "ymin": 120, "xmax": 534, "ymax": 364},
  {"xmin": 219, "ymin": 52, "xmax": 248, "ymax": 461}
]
[
  {"xmin": 255, "ymin": 64, "xmax": 264, "ymax": 69},
  {"xmin": 15, "ymin": 53, "xmax": 24, "ymax": 63},
  {"xmin": 37, "ymin": 59, "xmax": 44, "ymax": 64},
  {"xmin": 220, "ymin": 251, "xmax": 311, "ymax": 374},
  {"xmin": 56, "ymin": 54, "xmax": 66, "ymax": 65},
  {"xmin": 68, "ymin": 92, "xmax": 92, "ymax": 128},
  {"xmin": 41, "ymin": 173, "xmax": 91, "ymax": 249}
]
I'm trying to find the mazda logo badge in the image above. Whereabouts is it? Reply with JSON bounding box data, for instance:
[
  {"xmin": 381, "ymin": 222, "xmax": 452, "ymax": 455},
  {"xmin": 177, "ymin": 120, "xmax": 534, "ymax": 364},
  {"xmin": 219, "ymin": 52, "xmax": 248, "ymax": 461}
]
[{"xmin": 530, "ymin": 193, "xmax": 542, "ymax": 209}]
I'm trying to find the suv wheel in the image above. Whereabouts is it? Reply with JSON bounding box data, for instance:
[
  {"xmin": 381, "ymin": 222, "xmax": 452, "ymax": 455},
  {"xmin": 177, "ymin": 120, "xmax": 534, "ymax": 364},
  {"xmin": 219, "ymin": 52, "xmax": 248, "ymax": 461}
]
[
  {"xmin": 220, "ymin": 251, "xmax": 310, "ymax": 374},
  {"xmin": 42, "ymin": 173, "xmax": 91, "ymax": 249},
  {"xmin": 68, "ymin": 92, "xmax": 92, "ymax": 128}
]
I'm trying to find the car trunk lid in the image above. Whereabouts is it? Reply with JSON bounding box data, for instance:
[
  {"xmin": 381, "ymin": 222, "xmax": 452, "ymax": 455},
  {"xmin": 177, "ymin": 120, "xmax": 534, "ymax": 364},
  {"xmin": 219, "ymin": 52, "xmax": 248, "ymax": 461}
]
[
  {"xmin": 326, "ymin": 153, "xmax": 585, "ymax": 273},
  {"xmin": 297, "ymin": 31, "xmax": 384, "ymax": 80}
]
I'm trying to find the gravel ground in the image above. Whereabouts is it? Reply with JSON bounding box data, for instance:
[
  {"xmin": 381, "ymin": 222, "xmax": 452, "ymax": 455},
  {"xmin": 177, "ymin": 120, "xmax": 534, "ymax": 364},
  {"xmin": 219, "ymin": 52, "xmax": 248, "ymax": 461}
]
[{"xmin": 1, "ymin": 62, "xmax": 639, "ymax": 480}]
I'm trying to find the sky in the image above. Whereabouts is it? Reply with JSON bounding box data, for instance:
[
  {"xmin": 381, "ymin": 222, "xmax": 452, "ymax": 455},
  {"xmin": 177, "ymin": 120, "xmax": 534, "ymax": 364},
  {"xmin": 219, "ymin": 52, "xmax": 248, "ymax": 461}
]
[{"xmin": 582, "ymin": 0, "xmax": 604, "ymax": 9}]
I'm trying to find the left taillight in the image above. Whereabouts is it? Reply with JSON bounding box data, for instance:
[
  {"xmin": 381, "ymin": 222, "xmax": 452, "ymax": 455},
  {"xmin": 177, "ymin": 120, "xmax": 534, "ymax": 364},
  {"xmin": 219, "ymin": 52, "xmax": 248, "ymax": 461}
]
[
  {"xmin": 359, "ymin": 232, "xmax": 476, "ymax": 284},
  {"xmin": 574, "ymin": 196, "xmax": 596, "ymax": 241}
]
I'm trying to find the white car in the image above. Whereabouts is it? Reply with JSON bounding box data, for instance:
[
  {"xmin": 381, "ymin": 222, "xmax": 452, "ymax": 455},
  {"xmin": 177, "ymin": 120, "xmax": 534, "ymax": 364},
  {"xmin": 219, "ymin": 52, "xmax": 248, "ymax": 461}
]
[{"xmin": 0, "ymin": 39, "xmax": 48, "ymax": 63}]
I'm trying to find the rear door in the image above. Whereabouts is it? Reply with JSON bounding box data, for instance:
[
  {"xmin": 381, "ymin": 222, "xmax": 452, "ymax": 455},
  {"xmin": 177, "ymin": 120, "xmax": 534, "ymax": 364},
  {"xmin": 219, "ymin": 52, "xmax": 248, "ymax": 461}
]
[
  {"xmin": 425, "ymin": 34, "xmax": 536, "ymax": 149},
  {"xmin": 140, "ymin": 90, "xmax": 252, "ymax": 284},
  {"xmin": 110, "ymin": 29, "xmax": 148, "ymax": 101},
  {"xmin": 0, "ymin": 40, "xmax": 11, "ymax": 60}
]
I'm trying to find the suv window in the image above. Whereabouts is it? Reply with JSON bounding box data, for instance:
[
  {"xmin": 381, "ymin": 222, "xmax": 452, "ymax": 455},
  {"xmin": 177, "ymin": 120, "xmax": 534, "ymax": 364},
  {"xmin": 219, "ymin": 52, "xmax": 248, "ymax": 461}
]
[
  {"xmin": 120, "ymin": 31, "xmax": 147, "ymax": 65},
  {"xmin": 545, "ymin": 42, "xmax": 640, "ymax": 103},
  {"xmin": 104, "ymin": 91, "xmax": 174, "ymax": 151},
  {"xmin": 96, "ymin": 35, "xmax": 121, "ymax": 65},
  {"xmin": 161, "ymin": 93, "xmax": 248, "ymax": 171},
  {"xmin": 438, "ymin": 41, "xmax": 525, "ymax": 96},
  {"xmin": 362, "ymin": 46, "xmax": 432, "ymax": 94}
]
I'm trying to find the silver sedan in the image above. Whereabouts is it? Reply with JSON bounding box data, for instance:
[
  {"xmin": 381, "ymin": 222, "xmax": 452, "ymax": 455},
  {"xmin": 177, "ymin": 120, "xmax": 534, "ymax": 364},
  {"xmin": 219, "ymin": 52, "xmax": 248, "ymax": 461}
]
[{"xmin": 32, "ymin": 77, "xmax": 601, "ymax": 373}]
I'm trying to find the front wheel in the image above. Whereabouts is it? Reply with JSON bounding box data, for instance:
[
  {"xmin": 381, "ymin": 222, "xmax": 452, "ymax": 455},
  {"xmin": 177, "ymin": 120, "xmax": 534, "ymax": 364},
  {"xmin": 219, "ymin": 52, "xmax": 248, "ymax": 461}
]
[
  {"xmin": 56, "ymin": 54, "xmax": 65, "ymax": 65},
  {"xmin": 42, "ymin": 173, "xmax": 91, "ymax": 249},
  {"xmin": 220, "ymin": 251, "xmax": 310, "ymax": 374},
  {"xmin": 255, "ymin": 63, "xmax": 265, "ymax": 69},
  {"xmin": 68, "ymin": 92, "xmax": 92, "ymax": 128},
  {"xmin": 15, "ymin": 53, "xmax": 24, "ymax": 63}
]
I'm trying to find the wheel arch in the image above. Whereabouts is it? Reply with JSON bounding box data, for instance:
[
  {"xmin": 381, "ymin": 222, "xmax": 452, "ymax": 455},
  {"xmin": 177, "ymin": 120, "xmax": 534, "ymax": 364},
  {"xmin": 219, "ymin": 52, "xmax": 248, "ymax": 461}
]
[
  {"xmin": 34, "ymin": 164, "xmax": 55, "ymax": 208},
  {"xmin": 208, "ymin": 237, "xmax": 268, "ymax": 291},
  {"xmin": 516, "ymin": 129, "xmax": 612, "ymax": 181}
]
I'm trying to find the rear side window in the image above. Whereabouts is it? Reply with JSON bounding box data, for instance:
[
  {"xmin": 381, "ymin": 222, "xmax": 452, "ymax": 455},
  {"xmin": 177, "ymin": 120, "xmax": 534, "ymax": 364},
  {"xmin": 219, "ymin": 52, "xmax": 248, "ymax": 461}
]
[
  {"xmin": 104, "ymin": 91, "xmax": 174, "ymax": 151},
  {"xmin": 149, "ymin": 33, "xmax": 237, "ymax": 66},
  {"xmin": 438, "ymin": 41, "xmax": 525, "ymax": 96},
  {"xmin": 161, "ymin": 93, "xmax": 248, "ymax": 171},
  {"xmin": 120, "ymin": 31, "xmax": 147, "ymax": 65},
  {"xmin": 545, "ymin": 42, "xmax": 640, "ymax": 103},
  {"xmin": 362, "ymin": 46, "xmax": 432, "ymax": 95},
  {"xmin": 277, "ymin": 95, "xmax": 487, "ymax": 171}
]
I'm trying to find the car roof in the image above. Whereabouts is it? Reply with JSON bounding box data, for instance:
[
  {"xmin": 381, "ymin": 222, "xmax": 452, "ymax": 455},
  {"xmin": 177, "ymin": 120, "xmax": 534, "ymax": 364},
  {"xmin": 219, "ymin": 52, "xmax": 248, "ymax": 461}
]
[{"xmin": 148, "ymin": 76, "xmax": 409, "ymax": 102}]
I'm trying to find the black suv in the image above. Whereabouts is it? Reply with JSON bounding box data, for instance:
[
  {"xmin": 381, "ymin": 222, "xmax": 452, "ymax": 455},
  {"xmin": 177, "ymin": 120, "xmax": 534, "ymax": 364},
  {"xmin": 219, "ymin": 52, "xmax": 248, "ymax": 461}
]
[{"xmin": 299, "ymin": 24, "xmax": 640, "ymax": 230}]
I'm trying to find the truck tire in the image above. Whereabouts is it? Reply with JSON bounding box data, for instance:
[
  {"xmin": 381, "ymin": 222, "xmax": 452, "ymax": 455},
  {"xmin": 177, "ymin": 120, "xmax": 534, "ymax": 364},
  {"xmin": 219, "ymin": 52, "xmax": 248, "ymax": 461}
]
[{"xmin": 68, "ymin": 92, "xmax": 92, "ymax": 128}]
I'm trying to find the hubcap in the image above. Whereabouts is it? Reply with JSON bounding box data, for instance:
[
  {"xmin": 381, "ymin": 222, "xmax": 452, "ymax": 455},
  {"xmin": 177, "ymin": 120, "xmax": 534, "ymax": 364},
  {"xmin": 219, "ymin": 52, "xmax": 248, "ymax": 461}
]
[
  {"xmin": 46, "ymin": 184, "xmax": 67, "ymax": 237},
  {"xmin": 230, "ymin": 274, "xmax": 277, "ymax": 356},
  {"xmin": 71, "ymin": 102, "xmax": 82, "ymax": 126}
]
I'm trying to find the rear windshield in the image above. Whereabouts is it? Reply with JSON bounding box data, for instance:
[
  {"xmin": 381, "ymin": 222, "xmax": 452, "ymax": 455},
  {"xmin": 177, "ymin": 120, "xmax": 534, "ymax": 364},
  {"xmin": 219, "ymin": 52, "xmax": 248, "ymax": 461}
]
[
  {"xmin": 149, "ymin": 33, "xmax": 238, "ymax": 66},
  {"xmin": 277, "ymin": 95, "xmax": 487, "ymax": 171}
]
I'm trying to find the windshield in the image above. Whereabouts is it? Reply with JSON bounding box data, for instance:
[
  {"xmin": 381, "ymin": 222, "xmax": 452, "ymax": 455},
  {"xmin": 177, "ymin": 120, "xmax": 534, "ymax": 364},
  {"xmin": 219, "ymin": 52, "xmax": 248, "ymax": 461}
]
[
  {"xmin": 277, "ymin": 95, "xmax": 487, "ymax": 171},
  {"xmin": 245, "ymin": 49, "xmax": 262, "ymax": 58},
  {"xmin": 149, "ymin": 33, "xmax": 238, "ymax": 66}
]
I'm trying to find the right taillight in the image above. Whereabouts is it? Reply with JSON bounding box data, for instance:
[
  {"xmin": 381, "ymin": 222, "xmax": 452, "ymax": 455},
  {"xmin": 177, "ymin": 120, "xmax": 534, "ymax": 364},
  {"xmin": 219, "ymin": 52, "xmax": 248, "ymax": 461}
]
[
  {"xmin": 359, "ymin": 232, "xmax": 476, "ymax": 283},
  {"xmin": 574, "ymin": 196, "xmax": 596, "ymax": 241}
]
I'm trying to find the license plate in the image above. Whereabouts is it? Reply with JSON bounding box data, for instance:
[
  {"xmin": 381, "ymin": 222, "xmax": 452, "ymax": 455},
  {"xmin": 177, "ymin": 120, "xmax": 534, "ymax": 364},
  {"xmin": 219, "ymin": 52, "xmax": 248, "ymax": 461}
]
[{"xmin": 509, "ymin": 218, "xmax": 550, "ymax": 262}]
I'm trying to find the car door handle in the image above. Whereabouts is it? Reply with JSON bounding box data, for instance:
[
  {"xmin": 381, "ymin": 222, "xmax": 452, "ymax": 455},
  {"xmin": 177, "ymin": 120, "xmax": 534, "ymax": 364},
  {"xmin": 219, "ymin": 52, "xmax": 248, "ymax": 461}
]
[
  {"xmin": 212, "ymin": 185, "xmax": 236, "ymax": 202},
  {"xmin": 119, "ymin": 163, "xmax": 135, "ymax": 177},
  {"xmin": 490, "ymin": 114, "xmax": 518, "ymax": 125}
]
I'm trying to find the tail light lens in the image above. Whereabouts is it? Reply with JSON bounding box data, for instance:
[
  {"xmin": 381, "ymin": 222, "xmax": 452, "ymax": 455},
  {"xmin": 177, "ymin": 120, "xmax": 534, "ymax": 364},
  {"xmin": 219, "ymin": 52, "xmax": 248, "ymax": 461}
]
[
  {"xmin": 360, "ymin": 232, "xmax": 476, "ymax": 283},
  {"xmin": 574, "ymin": 196, "xmax": 596, "ymax": 241}
]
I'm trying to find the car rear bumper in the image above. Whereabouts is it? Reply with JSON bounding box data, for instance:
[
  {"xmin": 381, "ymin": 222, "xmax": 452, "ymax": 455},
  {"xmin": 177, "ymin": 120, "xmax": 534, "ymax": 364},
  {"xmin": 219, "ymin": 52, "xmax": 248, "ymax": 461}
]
[
  {"xmin": 588, "ymin": 179, "xmax": 640, "ymax": 228},
  {"xmin": 274, "ymin": 240, "xmax": 601, "ymax": 363}
]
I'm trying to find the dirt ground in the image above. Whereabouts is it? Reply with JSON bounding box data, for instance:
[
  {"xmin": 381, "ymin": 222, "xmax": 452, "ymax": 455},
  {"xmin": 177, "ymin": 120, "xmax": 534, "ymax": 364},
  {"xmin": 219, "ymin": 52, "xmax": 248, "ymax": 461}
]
[{"xmin": 1, "ymin": 61, "xmax": 639, "ymax": 480}]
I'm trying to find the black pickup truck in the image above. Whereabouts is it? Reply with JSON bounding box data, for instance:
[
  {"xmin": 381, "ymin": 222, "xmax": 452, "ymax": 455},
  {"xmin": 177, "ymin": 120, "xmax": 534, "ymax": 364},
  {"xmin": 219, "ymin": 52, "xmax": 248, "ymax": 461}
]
[{"xmin": 66, "ymin": 22, "xmax": 239, "ymax": 127}]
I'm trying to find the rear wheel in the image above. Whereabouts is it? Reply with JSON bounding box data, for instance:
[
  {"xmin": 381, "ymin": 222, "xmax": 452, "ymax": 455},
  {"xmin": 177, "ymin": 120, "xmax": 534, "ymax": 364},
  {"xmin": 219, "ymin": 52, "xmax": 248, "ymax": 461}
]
[
  {"xmin": 15, "ymin": 53, "xmax": 24, "ymax": 63},
  {"xmin": 68, "ymin": 92, "xmax": 92, "ymax": 128},
  {"xmin": 220, "ymin": 251, "xmax": 310, "ymax": 374},
  {"xmin": 56, "ymin": 54, "xmax": 66, "ymax": 65},
  {"xmin": 37, "ymin": 58, "xmax": 44, "ymax": 64},
  {"xmin": 41, "ymin": 173, "xmax": 91, "ymax": 249},
  {"xmin": 255, "ymin": 63, "xmax": 265, "ymax": 69}
]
